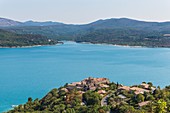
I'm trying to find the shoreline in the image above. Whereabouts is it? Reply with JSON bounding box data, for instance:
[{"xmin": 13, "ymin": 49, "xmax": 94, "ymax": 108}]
[
  {"xmin": 76, "ymin": 41, "xmax": 170, "ymax": 49},
  {"xmin": 77, "ymin": 41, "xmax": 145, "ymax": 48},
  {"xmin": 1, "ymin": 40, "xmax": 170, "ymax": 49},
  {"xmin": 60, "ymin": 40, "xmax": 145, "ymax": 48},
  {"xmin": 0, "ymin": 42, "xmax": 64, "ymax": 49},
  {"xmin": 0, "ymin": 45, "xmax": 43, "ymax": 48}
]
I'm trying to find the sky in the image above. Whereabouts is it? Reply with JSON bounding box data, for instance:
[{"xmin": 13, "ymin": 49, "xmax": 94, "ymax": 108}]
[{"xmin": 0, "ymin": 0, "xmax": 170, "ymax": 24}]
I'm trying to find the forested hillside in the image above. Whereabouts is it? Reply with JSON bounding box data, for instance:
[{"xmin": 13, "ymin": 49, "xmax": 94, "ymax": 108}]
[
  {"xmin": 75, "ymin": 29, "xmax": 170, "ymax": 47},
  {"xmin": 2, "ymin": 18, "xmax": 170, "ymax": 47},
  {"xmin": 0, "ymin": 29, "xmax": 57, "ymax": 47}
]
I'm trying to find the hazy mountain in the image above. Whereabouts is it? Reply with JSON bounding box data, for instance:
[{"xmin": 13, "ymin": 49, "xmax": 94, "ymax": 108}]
[
  {"xmin": 87, "ymin": 18, "xmax": 170, "ymax": 31},
  {"xmin": 1, "ymin": 17, "xmax": 170, "ymax": 30},
  {"xmin": 6, "ymin": 17, "xmax": 170, "ymax": 37},
  {"xmin": 0, "ymin": 18, "xmax": 21, "ymax": 27},
  {"xmin": 2, "ymin": 17, "xmax": 170, "ymax": 34},
  {"xmin": 22, "ymin": 20, "xmax": 64, "ymax": 26},
  {"xmin": 0, "ymin": 17, "xmax": 64, "ymax": 27}
]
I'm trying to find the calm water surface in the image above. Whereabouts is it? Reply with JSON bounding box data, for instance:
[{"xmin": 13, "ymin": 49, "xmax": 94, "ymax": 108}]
[{"xmin": 1, "ymin": 41, "xmax": 170, "ymax": 112}]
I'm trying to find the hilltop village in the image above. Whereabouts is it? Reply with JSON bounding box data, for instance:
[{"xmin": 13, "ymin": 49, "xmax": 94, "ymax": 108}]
[{"xmin": 8, "ymin": 77, "xmax": 170, "ymax": 113}]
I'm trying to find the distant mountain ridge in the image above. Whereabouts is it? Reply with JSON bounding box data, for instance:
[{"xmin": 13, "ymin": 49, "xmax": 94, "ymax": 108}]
[
  {"xmin": 22, "ymin": 20, "xmax": 64, "ymax": 26},
  {"xmin": 0, "ymin": 18, "xmax": 21, "ymax": 27},
  {"xmin": 0, "ymin": 17, "xmax": 64, "ymax": 27},
  {"xmin": 87, "ymin": 18, "xmax": 170, "ymax": 31},
  {"xmin": 1, "ymin": 17, "xmax": 170, "ymax": 27}
]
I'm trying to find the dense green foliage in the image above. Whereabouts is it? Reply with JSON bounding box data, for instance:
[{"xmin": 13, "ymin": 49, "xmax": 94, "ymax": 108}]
[
  {"xmin": 7, "ymin": 88, "xmax": 109, "ymax": 113},
  {"xmin": 6, "ymin": 78, "xmax": 170, "ymax": 113},
  {"xmin": 0, "ymin": 29, "xmax": 58, "ymax": 47},
  {"xmin": 75, "ymin": 28, "xmax": 170, "ymax": 47}
]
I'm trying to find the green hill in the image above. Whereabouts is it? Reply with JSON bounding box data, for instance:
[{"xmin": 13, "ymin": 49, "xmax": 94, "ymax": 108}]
[
  {"xmin": 6, "ymin": 77, "xmax": 170, "ymax": 113},
  {"xmin": 75, "ymin": 28, "xmax": 170, "ymax": 47},
  {"xmin": 0, "ymin": 29, "xmax": 58, "ymax": 47}
]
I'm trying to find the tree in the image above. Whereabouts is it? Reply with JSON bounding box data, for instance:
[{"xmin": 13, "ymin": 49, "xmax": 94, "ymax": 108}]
[
  {"xmin": 153, "ymin": 89, "xmax": 161, "ymax": 99},
  {"xmin": 148, "ymin": 82, "xmax": 153, "ymax": 87},
  {"xmin": 136, "ymin": 94, "xmax": 145, "ymax": 103},
  {"xmin": 119, "ymin": 105, "xmax": 135, "ymax": 113},
  {"xmin": 66, "ymin": 108, "xmax": 76, "ymax": 113},
  {"xmin": 146, "ymin": 95, "xmax": 155, "ymax": 101},
  {"xmin": 155, "ymin": 99, "xmax": 167, "ymax": 113},
  {"xmin": 83, "ymin": 91, "xmax": 101, "ymax": 105},
  {"xmin": 147, "ymin": 102, "xmax": 155, "ymax": 113},
  {"xmin": 109, "ymin": 82, "xmax": 117, "ymax": 90},
  {"xmin": 99, "ymin": 105, "xmax": 110, "ymax": 112},
  {"xmin": 28, "ymin": 97, "xmax": 33, "ymax": 102}
]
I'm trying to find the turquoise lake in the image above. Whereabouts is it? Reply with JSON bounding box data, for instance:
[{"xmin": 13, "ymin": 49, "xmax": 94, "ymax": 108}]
[{"xmin": 1, "ymin": 41, "xmax": 170, "ymax": 112}]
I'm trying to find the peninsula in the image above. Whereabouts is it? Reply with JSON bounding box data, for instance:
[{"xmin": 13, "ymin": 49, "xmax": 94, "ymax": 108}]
[{"xmin": 7, "ymin": 77, "xmax": 170, "ymax": 113}]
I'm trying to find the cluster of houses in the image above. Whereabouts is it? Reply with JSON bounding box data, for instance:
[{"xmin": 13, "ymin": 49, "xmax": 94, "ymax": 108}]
[
  {"xmin": 118, "ymin": 83, "xmax": 155, "ymax": 95},
  {"xmin": 118, "ymin": 83, "xmax": 156, "ymax": 107},
  {"xmin": 61, "ymin": 77, "xmax": 110, "ymax": 96},
  {"xmin": 61, "ymin": 77, "xmax": 156, "ymax": 107}
]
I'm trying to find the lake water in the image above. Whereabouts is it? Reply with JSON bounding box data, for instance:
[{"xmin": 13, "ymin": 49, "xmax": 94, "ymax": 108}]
[{"xmin": 1, "ymin": 41, "xmax": 170, "ymax": 112}]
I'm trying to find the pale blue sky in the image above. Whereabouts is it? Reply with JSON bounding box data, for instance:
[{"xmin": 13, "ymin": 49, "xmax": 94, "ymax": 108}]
[{"xmin": 0, "ymin": 0, "xmax": 170, "ymax": 24}]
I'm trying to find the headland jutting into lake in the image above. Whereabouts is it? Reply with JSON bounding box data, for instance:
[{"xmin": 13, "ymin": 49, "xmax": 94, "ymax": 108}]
[{"xmin": 7, "ymin": 77, "xmax": 170, "ymax": 113}]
